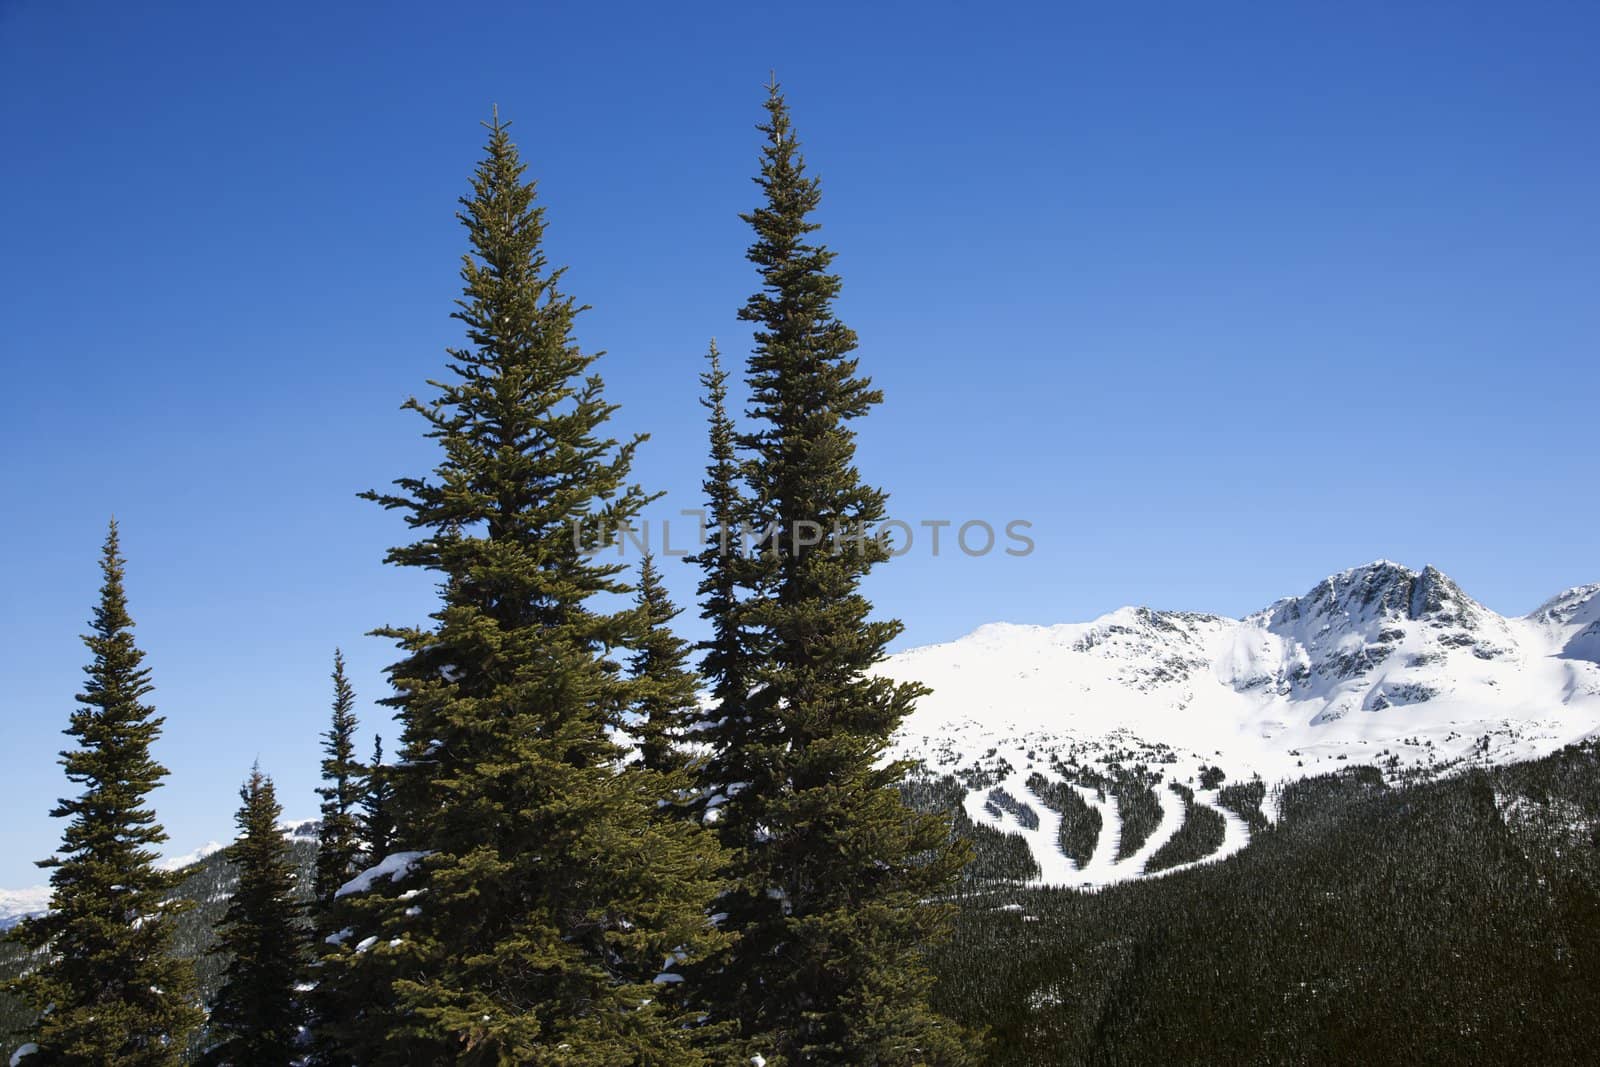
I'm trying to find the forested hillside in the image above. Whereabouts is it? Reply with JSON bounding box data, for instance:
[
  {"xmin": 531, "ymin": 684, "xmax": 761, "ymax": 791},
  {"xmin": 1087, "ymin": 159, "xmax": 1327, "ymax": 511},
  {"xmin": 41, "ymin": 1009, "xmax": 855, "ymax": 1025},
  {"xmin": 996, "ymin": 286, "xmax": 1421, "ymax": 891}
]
[
  {"xmin": 9, "ymin": 746, "xmax": 1600, "ymax": 1063},
  {"xmin": 925, "ymin": 742, "xmax": 1600, "ymax": 1065}
]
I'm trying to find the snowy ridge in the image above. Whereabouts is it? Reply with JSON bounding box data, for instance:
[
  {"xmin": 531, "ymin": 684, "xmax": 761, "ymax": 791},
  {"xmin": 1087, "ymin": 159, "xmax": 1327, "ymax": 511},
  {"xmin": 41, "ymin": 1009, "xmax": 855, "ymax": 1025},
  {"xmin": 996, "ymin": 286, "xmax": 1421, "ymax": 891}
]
[
  {"xmin": 885, "ymin": 562, "xmax": 1600, "ymax": 888},
  {"xmin": 158, "ymin": 841, "xmax": 225, "ymax": 872}
]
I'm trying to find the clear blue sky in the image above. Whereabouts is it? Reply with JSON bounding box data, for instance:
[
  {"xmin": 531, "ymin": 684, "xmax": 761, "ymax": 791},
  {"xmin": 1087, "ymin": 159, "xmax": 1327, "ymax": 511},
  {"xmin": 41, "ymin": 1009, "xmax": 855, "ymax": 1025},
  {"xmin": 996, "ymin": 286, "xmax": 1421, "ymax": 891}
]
[{"xmin": 2, "ymin": 0, "xmax": 1596, "ymax": 886}]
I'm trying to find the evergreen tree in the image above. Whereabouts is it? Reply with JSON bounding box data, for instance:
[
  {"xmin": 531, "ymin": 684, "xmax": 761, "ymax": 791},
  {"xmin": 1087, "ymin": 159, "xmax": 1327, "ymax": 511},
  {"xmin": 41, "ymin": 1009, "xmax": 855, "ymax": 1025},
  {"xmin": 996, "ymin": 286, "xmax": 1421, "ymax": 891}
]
[
  {"xmin": 312, "ymin": 650, "xmax": 364, "ymax": 933},
  {"xmin": 201, "ymin": 766, "xmax": 305, "ymax": 1067},
  {"xmin": 629, "ymin": 553, "xmax": 700, "ymax": 776},
  {"xmin": 705, "ymin": 82, "xmax": 977, "ymax": 1064},
  {"xmin": 322, "ymin": 113, "xmax": 732, "ymax": 1065},
  {"xmin": 357, "ymin": 735, "xmax": 394, "ymax": 860},
  {"xmin": 3, "ymin": 521, "xmax": 202, "ymax": 1066}
]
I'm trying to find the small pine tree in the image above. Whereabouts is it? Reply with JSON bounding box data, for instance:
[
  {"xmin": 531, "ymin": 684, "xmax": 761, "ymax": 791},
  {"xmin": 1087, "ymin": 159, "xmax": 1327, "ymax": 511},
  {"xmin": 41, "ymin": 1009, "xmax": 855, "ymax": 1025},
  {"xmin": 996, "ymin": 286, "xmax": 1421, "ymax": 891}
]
[
  {"xmin": 690, "ymin": 339, "xmax": 763, "ymax": 812},
  {"xmin": 358, "ymin": 735, "xmax": 394, "ymax": 860},
  {"xmin": 307, "ymin": 653, "xmax": 366, "ymax": 1066},
  {"xmin": 3, "ymin": 521, "xmax": 202, "ymax": 1066},
  {"xmin": 312, "ymin": 650, "xmax": 364, "ymax": 933},
  {"xmin": 705, "ymin": 82, "xmax": 977, "ymax": 1063},
  {"xmin": 200, "ymin": 766, "xmax": 305, "ymax": 1066},
  {"xmin": 322, "ymin": 112, "xmax": 733, "ymax": 1064},
  {"xmin": 629, "ymin": 553, "xmax": 701, "ymax": 776},
  {"xmin": 691, "ymin": 339, "xmax": 750, "ymax": 716}
]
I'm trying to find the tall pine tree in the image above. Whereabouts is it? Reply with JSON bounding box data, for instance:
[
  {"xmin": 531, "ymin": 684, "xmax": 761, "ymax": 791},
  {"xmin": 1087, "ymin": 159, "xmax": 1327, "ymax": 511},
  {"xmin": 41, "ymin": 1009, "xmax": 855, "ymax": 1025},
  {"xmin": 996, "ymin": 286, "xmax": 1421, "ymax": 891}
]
[
  {"xmin": 321, "ymin": 113, "xmax": 732, "ymax": 1065},
  {"xmin": 704, "ymin": 81, "xmax": 976, "ymax": 1064},
  {"xmin": 3, "ymin": 522, "xmax": 201, "ymax": 1066},
  {"xmin": 629, "ymin": 553, "xmax": 700, "ymax": 776},
  {"xmin": 201, "ymin": 766, "xmax": 305, "ymax": 1067},
  {"xmin": 312, "ymin": 650, "xmax": 363, "ymax": 934}
]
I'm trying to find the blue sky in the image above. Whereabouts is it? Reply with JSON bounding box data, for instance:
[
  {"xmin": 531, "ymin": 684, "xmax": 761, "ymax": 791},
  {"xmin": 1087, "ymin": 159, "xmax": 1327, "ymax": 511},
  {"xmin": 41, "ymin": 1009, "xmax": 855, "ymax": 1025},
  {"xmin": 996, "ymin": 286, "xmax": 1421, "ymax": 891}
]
[{"xmin": 1, "ymin": 0, "xmax": 1596, "ymax": 885}]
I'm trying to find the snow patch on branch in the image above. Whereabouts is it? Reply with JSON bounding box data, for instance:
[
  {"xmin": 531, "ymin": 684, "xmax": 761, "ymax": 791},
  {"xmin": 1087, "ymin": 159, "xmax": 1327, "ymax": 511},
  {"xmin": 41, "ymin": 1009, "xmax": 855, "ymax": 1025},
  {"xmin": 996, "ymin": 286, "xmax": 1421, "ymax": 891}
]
[{"xmin": 335, "ymin": 851, "xmax": 430, "ymax": 899}]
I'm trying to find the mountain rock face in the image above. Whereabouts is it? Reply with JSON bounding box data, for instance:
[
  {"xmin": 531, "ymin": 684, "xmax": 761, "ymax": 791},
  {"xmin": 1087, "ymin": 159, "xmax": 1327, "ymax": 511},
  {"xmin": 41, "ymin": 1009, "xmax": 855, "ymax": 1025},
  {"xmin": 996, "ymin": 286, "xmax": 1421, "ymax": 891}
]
[
  {"xmin": 1222, "ymin": 561, "xmax": 1527, "ymax": 725},
  {"xmin": 882, "ymin": 562, "xmax": 1600, "ymax": 887}
]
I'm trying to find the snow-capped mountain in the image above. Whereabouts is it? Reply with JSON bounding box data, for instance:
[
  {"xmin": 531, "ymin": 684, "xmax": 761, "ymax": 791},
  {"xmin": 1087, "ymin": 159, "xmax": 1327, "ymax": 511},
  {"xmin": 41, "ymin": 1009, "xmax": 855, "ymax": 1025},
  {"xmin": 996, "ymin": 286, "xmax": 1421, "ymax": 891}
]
[
  {"xmin": 884, "ymin": 561, "xmax": 1600, "ymax": 888},
  {"xmin": 0, "ymin": 886, "xmax": 50, "ymax": 930},
  {"xmin": 889, "ymin": 560, "xmax": 1600, "ymax": 774}
]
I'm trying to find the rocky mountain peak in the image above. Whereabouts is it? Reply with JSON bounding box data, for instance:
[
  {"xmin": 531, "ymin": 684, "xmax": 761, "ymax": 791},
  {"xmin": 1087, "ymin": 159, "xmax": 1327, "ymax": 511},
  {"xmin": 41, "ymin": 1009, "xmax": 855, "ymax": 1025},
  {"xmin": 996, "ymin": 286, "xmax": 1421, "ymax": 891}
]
[{"xmin": 1260, "ymin": 560, "xmax": 1477, "ymax": 631}]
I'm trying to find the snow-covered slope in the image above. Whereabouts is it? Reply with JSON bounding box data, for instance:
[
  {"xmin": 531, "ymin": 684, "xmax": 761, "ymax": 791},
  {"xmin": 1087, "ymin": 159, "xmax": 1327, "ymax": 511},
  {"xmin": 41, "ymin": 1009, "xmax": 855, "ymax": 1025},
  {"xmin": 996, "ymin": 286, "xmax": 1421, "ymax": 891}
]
[{"xmin": 885, "ymin": 562, "xmax": 1600, "ymax": 887}]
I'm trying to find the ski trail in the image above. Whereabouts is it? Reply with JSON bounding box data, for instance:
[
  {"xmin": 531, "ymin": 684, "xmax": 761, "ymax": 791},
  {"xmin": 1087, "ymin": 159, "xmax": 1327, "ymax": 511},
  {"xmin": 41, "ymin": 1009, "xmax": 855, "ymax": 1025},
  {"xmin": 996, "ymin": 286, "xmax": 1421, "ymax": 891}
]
[
  {"xmin": 958, "ymin": 752, "xmax": 1255, "ymax": 889},
  {"xmin": 1199, "ymin": 790, "xmax": 1251, "ymax": 862},
  {"xmin": 961, "ymin": 759, "xmax": 1077, "ymax": 888},
  {"xmin": 1124, "ymin": 781, "xmax": 1186, "ymax": 876},
  {"xmin": 1015, "ymin": 779, "xmax": 1079, "ymax": 887},
  {"xmin": 1142, "ymin": 789, "xmax": 1252, "ymax": 881},
  {"xmin": 1071, "ymin": 783, "xmax": 1121, "ymax": 888}
]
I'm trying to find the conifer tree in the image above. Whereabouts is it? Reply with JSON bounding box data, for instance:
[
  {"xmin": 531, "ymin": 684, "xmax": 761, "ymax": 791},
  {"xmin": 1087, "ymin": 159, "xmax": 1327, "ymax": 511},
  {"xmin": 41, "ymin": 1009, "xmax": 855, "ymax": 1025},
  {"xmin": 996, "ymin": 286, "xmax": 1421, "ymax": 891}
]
[
  {"xmin": 322, "ymin": 113, "xmax": 732, "ymax": 1065},
  {"xmin": 629, "ymin": 553, "xmax": 700, "ymax": 776},
  {"xmin": 3, "ymin": 521, "xmax": 201, "ymax": 1066},
  {"xmin": 201, "ymin": 766, "xmax": 305, "ymax": 1067},
  {"xmin": 705, "ymin": 82, "xmax": 977, "ymax": 1064},
  {"xmin": 358, "ymin": 735, "xmax": 394, "ymax": 860},
  {"xmin": 312, "ymin": 650, "xmax": 363, "ymax": 934}
]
